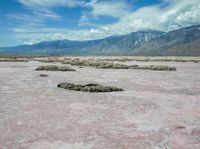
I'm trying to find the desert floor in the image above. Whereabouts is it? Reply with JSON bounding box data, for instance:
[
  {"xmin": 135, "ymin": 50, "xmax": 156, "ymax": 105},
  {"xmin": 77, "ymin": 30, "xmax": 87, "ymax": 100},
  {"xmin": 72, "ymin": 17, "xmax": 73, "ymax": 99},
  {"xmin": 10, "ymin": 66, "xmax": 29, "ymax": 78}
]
[{"xmin": 0, "ymin": 58, "xmax": 200, "ymax": 149}]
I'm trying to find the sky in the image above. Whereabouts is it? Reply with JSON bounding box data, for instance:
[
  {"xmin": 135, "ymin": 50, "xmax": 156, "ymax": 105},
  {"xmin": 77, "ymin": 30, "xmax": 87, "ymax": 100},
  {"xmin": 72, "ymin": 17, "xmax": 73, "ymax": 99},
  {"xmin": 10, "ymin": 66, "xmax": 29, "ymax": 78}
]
[{"xmin": 0, "ymin": 0, "xmax": 200, "ymax": 47}]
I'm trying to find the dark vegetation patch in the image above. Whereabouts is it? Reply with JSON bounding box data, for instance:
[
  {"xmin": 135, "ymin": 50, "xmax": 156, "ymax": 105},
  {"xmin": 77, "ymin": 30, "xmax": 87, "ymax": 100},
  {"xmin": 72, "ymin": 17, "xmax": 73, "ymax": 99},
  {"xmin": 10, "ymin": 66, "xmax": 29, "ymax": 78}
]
[
  {"xmin": 63, "ymin": 58, "xmax": 100, "ymax": 66},
  {"xmin": 39, "ymin": 74, "xmax": 48, "ymax": 77},
  {"xmin": 35, "ymin": 65, "xmax": 76, "ymax": 71},
  {"xmin": 0, "ymin": 58, "xmax": 28, "ymax": 62},
  {"xmin": 62, "ymin": 58, "xmax": 176, "ymax": 71},
  {"xmin": 37, "ymin": 58, "xmax": 64, "ymax": 63},
  {"xmin": 97, "ymin": 63, "xmax": 176, "ymax": 71},
  {"xmin": 38, "ymin": 60, "xmax": 55, "ymax": 63},
  {"xmin": 36, "ymin": 57, "xmax": 200, "ymax": 64},
  {"xmin": 62, "ymin": 58, "xmax": 130, "ymax": 69},
  {"xmin": 136, "ymin": 65, "xmax": 176, "ymax": 71},
  {"xmin": 1, "ymin": 56, "xmax": 199, "ymax": 63},
  {"xmin": 96, "ymin": 63, "xmax": 129, "ymax": 69},
  {"xmin": 100, "ymin": 57, "xmax": 200, "ymax": 63},
  {"xmin": 57, "ymin": 82, "xmax": 124, "ymax": 92}
]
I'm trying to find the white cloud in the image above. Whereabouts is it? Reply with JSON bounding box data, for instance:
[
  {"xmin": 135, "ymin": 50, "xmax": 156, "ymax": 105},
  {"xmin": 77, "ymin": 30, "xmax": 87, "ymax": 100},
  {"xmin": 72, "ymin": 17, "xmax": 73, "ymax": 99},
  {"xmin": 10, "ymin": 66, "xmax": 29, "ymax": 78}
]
[
  {"xmin": 79, "ymin": 0, "xmax": 131, "ymax": 25},
  {"xmin": 12, "ymin": 0, "xmax": 86, "ymax": 24},
  {"xmin": 79, "ymin": 13, "xmax": 92, "ymax": 26},
  {"xmin": 106, "ymin": 0, "xmax": 200, "ymax": 33},
  {"xmin": 13, "ymin": 26, "xmax": 113, "ymax": 45},
  {"xmin": 7, "ymin": 11, "xmax": 61, "ymax": 25},
  {"xmin": 16, "ymin": 0, "xmax": 85, "ymax": 9},
  {"xmin": 85, "ymin": 0, "xmax": 131, "ymax": 18},
  {"xmin": 9, "ymin": 0, "xmax": 200, "ymax": 45}
]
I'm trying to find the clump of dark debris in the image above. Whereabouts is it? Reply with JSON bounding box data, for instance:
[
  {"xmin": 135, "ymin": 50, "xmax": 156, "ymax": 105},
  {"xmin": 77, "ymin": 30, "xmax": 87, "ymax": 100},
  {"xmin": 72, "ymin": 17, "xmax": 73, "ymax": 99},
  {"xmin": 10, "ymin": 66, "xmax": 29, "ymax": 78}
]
[
  {"xmin": 96, "ymin": 63, "xmax": 129, "ymax": 69},
  {"xmin": 136, "ymin": 65, "xmax": 176, "ymax": 71},
  {"xmin": 35, "ymin": 65, "xmax": 76, "ymax": 71},
  {"xmin": 0, "ymin": 58, "xmax": 28, "ymax": 62},
  {"xmin": 62, "ymin": 58, "xmax": 176, "ymax": 71},
  {"xmin": 39, "ymin": 74, "xmax": 48, "ymax": 77},
  {"xmin": 57, "ymin": 82, "xmax": 124, "ymax": 92}
]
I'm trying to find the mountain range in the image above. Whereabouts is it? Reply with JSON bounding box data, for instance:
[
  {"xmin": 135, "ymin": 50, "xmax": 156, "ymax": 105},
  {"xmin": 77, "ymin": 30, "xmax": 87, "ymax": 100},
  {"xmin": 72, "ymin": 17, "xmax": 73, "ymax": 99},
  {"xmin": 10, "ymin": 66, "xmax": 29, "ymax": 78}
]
[{"xmin": 0, "ymin": 25, "xmax": 200, "ymax": 56}]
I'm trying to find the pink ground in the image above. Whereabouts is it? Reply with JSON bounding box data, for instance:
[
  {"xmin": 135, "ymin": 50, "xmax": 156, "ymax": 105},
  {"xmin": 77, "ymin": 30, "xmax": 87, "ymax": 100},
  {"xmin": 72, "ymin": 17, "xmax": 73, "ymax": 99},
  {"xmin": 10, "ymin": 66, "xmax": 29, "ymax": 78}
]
[{"xmin": 0, "ymin": 59, "xmax": 200, "ymax": 149}]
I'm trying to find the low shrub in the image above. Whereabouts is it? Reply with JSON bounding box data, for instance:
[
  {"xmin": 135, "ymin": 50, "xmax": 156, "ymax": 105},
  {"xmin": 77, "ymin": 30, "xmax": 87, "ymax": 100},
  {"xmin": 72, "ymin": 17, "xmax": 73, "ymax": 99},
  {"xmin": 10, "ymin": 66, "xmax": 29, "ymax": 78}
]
[
  {"xmin": 0, "ymin": 58, "xmax": 28, "ymax": 62},
  {"xmin": 63, "ymin": 59, "xmax": 176, "ymax": 71},
  {"xmin": 39, "ymin": 74, "xmax": 48, "ymax": 77},
  {"xmin": 137, "ymin": 65, "xmax": 176, "ymax": 71},
  {"xmin": 57, "ymin": 82, "xmax": 124, "ymax": 92},
  {"xmin": 35, "ymin": 65, "xmax": 76, "ymax": 71}
]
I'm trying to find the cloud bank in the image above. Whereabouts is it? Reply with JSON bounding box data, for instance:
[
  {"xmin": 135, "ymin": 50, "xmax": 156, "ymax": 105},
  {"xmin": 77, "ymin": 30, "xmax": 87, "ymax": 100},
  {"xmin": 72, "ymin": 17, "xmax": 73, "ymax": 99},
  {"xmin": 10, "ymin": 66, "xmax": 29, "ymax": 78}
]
[{"xmin": 9, "ymin": 0, "xmax": 200, "ymax": 45}]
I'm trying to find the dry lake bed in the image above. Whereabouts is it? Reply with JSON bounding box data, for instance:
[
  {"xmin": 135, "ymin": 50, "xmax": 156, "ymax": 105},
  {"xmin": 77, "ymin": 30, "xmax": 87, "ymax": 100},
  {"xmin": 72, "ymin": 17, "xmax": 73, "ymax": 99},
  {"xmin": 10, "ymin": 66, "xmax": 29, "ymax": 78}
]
[{"xmin": 0, "ymin": 57, "xmax": 200, "ymax": 149}]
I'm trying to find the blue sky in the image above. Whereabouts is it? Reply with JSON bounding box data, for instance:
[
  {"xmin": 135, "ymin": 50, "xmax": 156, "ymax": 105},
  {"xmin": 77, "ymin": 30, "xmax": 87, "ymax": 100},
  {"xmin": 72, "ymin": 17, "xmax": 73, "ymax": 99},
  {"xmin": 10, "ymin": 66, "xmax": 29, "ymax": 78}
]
[{"xmin": 0, "ymin": 0, "xmax": 200, "ymax": 47}]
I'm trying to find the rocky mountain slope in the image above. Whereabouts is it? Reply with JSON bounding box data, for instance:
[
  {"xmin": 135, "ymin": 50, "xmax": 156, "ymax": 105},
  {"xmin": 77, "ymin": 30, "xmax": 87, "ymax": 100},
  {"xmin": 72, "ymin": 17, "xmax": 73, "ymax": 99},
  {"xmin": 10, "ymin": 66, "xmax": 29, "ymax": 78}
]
[
  {"xmin": 132, "ymin": 25, "xmax": 200, "ymax": 56},
  {"xmin": 0, "ymin": 25, "xmax": 200, "ymax": 56}
]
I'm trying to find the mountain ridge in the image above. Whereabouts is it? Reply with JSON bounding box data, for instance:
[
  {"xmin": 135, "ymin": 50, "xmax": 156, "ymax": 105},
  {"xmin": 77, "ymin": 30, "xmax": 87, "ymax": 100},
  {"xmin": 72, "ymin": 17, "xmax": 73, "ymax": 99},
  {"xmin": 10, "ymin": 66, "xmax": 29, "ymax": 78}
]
[{"xmin": 0, "ymin": 25, "xmax": 200, "ymax": 56}]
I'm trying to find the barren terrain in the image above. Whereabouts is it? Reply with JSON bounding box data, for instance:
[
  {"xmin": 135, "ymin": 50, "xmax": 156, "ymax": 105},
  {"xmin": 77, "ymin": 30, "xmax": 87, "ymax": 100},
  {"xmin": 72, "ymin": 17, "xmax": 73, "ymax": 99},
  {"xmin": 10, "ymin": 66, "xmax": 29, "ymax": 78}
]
[{"xmin": 0, "ymin": 57, "xmax": 200, "ymax": 149}]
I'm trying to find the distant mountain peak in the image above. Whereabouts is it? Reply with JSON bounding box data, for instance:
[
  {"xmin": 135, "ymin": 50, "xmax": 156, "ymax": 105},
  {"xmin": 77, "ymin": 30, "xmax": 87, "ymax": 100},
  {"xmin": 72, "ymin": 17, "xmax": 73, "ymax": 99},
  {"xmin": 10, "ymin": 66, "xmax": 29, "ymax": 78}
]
[{"xmin": 0, "ymin": 25, "xmax": 200, "ymax": 56}]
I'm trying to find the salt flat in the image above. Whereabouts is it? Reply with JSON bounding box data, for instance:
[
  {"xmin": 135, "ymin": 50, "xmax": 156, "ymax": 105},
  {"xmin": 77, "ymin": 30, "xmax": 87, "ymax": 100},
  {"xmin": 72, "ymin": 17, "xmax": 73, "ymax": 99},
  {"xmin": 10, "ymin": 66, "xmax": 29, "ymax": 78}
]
[{"xmin": 0, "ymin": 58, "xmax": 200, "ymax": 149}]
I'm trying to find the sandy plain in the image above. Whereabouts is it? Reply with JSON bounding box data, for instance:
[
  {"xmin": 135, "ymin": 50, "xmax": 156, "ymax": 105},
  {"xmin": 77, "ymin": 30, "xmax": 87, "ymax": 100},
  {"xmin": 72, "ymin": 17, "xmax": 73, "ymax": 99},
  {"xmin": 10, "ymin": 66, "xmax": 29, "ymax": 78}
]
[{"xmin": 0, "ymin": 57, "xmax": 200, "ymax": 149}]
